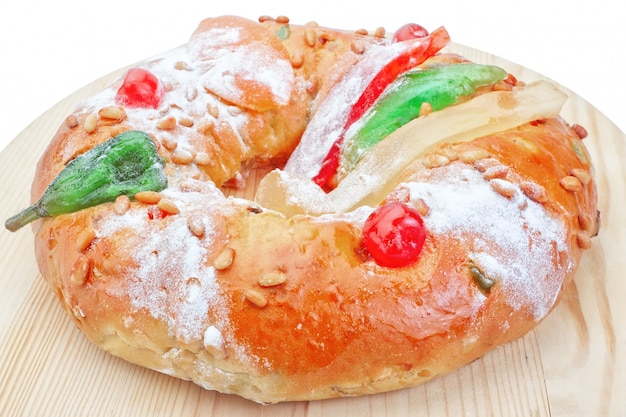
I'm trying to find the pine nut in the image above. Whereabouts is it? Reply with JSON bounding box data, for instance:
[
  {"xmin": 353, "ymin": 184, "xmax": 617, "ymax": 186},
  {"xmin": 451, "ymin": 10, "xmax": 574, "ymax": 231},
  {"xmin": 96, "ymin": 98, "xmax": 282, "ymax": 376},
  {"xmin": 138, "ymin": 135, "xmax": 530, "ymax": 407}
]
[
  {"xmin": 157, "ymin": 116, "xmax": 177, "ymax": 130},
  {"xmin": 157, "ymin": 198, "xmax": 179, "ymax": 215},
  {"xmin": 578, "ymin": 213, "xmax": 593, "ymax": 233},
  {"xmin": 113, "ymin": 195, "xmax": 131, "ymax": 215},
  {"xmin": 214, "ymin": 248, "xmax": 235, "ymax": 270},
  {"xmin": 305, "ymin": 28, "xmax": 316, "ymax": 46},
  {"xmin": 483, "ymin": 165, "xmax": 509, "ymax": 180},
  {"xmin": 187, "ymin": 215, "xmax": 206, "ymax": 237},
  {"xmin": 172, "ymin": 148, "xmax": 194, "ymax": 165},
  {"xmin": 458, "ymin": 149, "xmax": 490, "ymax": 164},
  {"xmin": 194, "ymin": 152, "xmax": 211, "ymax": 166},
  {"xmin": 98, "ymin": 106, "xmax": 127, "ymax": 122},
  {"xmin": 83, "ymin": 113, "xmax": 98, "ymax": 133},
  {"xmin": 520, "ymin": 181, "xmax": 548, "ymax": 203},
  {"xmin": 350, "ymin": 41, "xmax": 365, "ymax": 54},
  {"xmin": 570, "ymin": 168, "xmax": 591, "ymax": 185},
  {"xmin": 290, "ymin": 50, "xmax": 304, "ymax": 68},
  {"xmin": 75, "ymin": 228, "xmax": 96, "ymax": 252},
  {"xmin": 207, "ymin": 103, "xmax": 219, "ymax": 118},
  {"xmin": 65, "ymin": 115, "xmax": 79, "ymax": 128},
  {"xmin": 490, "ymin": 179, "xmax": 517, "ymax": 198},
  {"xmin": 134, "ymin": 191, "xmax": 162, "ymax": 205},
  {"xmin": 161, "ymin": 136, "xmax": 178, "ymax": 151},
  {"xmin": 560, "ymin": 175, "xmax": 582, "ymax": 192},
  {"xmin": 576, "ymin": 233, "xmax": 592, "ymax": 249},
  {"xmin": 70, "ymin": 256, "xmax": 91, "ymax": 287},
  {"xmin": 185, "ymin": 85, "xmax": 198, "ymax": 101},
  {"xmin": 258, "ymin": 271, "xmax": 287, "ymax": 287},
  {"xmin": 422, "ymin": 154, "xmax": 450, "ymax": 169},
  {"xmin": 245, "ymin": 289, "xmax": 268, "ymax": 308},
  {"xmin": 174, "ymin": 61, "xmax": 193, "ymax": 71}
]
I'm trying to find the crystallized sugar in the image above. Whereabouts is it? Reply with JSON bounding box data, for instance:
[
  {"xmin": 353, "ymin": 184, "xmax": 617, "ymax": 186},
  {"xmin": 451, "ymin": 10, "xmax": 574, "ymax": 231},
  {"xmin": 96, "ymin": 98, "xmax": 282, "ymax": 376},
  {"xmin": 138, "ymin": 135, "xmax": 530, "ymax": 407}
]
[
  {"xmin": 97, "ymin": 188, "xmax": 226, "ymax": 345},
  {"xmin": 403, "ymin": 165, "xmax": 570, "ymax": 319},
  {"xmin": 203, "ymin": 325, "xmax": 224, "ymax": 350},
  {"xmin": 132, "ymin": 217, "xmax": 217, "ymax": 344},
  {"xmin": 282, "ymin": 163, "xmax": 569, "ymax": 322},
  {"xmin": 77, "ymin": 44, "xmax": 250, "ymax": 160},
  {"xmin": 189, "ymin": 27, "xmax": 294, "ymax": 109},
  {"xmin": 79, "ymin": 24, "xmax": 570, "ymax": 362},
  {"xmin": 198, "ymin": 45, "xmax": 293, "ymax": 107},
  {"xmin": 284, "ymin": 39, "xmax": 427, "ymax": 179},
  {"xmin": 189, "ymin": 27, "xmax": 242, "ymax": 51}
]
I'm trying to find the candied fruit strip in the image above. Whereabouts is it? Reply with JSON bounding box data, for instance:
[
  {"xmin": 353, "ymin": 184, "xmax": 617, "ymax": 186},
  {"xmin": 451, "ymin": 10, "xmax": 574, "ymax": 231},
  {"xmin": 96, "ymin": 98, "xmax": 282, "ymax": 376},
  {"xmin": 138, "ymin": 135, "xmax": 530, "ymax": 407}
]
[{"xmin": 256, "ymin": 81, "xmax": 567, "ymax": 216}]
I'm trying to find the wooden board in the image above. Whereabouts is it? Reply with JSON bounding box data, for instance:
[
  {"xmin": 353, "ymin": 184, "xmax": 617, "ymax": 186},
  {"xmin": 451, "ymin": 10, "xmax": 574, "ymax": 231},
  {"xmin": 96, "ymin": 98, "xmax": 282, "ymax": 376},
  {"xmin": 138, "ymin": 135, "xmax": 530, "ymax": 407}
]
[{"xmin": 0, "ymin": 43, "xmax": 624, "ymax": 417}]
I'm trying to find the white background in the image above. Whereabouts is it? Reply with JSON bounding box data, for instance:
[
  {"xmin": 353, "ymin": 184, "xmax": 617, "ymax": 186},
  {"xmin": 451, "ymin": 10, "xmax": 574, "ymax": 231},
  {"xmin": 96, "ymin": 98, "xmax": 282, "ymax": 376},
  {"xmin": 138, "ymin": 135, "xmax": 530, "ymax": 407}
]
[{"xmin": 0, "ymin": 0, "xmax": 623, "ymax": 154}]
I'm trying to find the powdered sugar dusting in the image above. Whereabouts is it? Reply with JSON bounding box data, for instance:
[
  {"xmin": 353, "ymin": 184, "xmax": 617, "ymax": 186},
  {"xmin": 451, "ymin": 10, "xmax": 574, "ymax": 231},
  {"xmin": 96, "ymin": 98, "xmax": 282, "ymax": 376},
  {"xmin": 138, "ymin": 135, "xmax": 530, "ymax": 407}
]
[
  {"xmin": 76, "ymin": 40, "xmax": 259, "ymax": 160},
  {"xmin": 284, "ymin": 40, "xmax": 419, "ymax": 178},
  {"xmin": 95, "ymin": 186, "xmax": 230, "ymax": 344},
  {"xmin": 203, "ymin": 325, "xmax": 224, "ymax": 350},
  {"xmin": 284, "ymin": 37, "xmax": 433, "ymax": 179},
  {"xmin": 403, "ymin": 164, "xmax": 570, "ymax": 319},
  {"xmin": 188, "ymin": 26, "xmax": 241, "ymax": 51},
  {"xmin": 189, "ymin": 27, "xmax": 294, "ymax": 109},
  {"xmin": 132, "ymin": 216, "xmax": 217, "ymax": 343}
]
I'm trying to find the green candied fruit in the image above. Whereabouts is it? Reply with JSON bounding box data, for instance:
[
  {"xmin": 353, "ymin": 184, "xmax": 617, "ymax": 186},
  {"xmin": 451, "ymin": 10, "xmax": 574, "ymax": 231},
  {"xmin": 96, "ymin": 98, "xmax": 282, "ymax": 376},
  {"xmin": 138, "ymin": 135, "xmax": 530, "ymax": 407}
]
[
  {"xmin": 341, "ymin": 63, "xmax": 508, "ymax": 171},
  {"xmin": 5, "ymin": 130, "xmax": 167, "ymax": 232},
  {"xmin": 276, "ymin": 25, "xmax": 291, "ymax": 41}
]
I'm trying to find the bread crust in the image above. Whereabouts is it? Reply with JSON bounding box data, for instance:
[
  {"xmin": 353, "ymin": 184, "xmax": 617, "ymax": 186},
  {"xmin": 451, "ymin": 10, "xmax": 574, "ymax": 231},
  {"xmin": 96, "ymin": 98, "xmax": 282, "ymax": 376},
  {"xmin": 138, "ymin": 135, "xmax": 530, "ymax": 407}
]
[{"xmin": 28, "ymin": 16, "xmax": 598, "ymax": 403}]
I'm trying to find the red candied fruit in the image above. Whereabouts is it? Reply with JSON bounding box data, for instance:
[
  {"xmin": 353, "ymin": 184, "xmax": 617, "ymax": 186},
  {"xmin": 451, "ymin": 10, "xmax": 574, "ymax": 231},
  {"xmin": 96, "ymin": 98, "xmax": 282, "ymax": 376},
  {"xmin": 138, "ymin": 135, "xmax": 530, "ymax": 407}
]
[
  {"xmin": 392, "ymin": 23, "xmax": 429, "ymax": 42},
  {"xmin": 115, "ymin": 68, "xmax": 164, "ymax": 109},
  {"xmin": 146, "ymin": 205, "xmax": 170, "ymax": 220},
  {"xmin": 362, "ymin": 203, "xmax": 427, "ymax": 268}
]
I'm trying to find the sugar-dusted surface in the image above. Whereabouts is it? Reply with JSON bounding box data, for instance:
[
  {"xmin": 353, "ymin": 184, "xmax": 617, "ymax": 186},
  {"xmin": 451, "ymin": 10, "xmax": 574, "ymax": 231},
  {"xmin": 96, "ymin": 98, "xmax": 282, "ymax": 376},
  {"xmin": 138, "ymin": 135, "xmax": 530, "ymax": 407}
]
[
  {"xmin": 76, "ymin": 45, "xmax": 249, "ymax": 159},
  {"xmin": 403, "ymin": 165, "xmax": 567, "ymax": 320},
  {"xmin": 102, "ymin": 206, "xmax": 219, "ymax": 345},
  {"xmin": 94, "ymin": 184, "xmax": 242, "ymax": 349},
  {"xmin": 284, "ymin": 35, "xmax": 439, "ymax": 179},
  {"xmin": 0, "ymin": 44, "xmax": 624, "ymax": 416},
  {"xmin": 188, "ymin": 24, "xmax": 294, "ymax": 109}
]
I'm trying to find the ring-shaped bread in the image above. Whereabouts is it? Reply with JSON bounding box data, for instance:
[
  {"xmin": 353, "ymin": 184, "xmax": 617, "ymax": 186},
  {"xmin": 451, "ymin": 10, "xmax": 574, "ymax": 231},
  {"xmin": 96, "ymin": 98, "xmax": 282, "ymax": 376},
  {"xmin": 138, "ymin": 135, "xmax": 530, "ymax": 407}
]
[{"xmin": 11, "ymin": 15, "xmax": 598, "ymax": 403}]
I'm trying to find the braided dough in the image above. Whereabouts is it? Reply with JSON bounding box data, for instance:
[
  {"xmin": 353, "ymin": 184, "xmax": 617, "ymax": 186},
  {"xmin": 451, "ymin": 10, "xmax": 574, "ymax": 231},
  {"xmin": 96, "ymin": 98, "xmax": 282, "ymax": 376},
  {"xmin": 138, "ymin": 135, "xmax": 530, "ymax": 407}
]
[{"xmin": 27, "ymin": 15, "xmax": 598, "ymax": 403}]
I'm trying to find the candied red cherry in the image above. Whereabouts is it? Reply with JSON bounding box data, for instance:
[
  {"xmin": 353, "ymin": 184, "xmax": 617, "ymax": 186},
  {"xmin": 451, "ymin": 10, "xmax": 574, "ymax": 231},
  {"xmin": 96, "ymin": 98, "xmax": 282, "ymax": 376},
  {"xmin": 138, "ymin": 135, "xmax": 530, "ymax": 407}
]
[
  {"xmin": 362, "ymin": 202, "xmax": 427, "ymax": 268},
  {"xmin": 392, "ymin": 23, "xmax": 429, "ymax": 42},
  {"xmin": 115, "ymin": 68, "xmax": 164, "ymax": 109}
]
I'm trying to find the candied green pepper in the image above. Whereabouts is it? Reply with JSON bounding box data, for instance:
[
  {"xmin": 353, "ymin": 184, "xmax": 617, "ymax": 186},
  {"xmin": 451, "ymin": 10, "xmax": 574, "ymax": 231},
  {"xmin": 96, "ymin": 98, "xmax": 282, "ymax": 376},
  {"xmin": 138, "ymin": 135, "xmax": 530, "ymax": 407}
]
[
  {"xmin": 341, "ymin": 63, "xmax": 507, "ymax": 172},
  {"xmin": 5, "ymin": 130, "xmax": 167, "ymax": 232}
]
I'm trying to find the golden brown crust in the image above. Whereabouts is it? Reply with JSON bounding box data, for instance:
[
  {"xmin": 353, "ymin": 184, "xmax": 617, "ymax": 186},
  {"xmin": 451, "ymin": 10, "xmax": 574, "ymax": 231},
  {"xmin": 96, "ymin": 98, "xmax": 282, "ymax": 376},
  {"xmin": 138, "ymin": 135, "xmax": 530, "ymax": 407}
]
[
  {"xmin": 28, "ymin": 16, "xmax": 598, "ymax": 403},
  {"xmin": 32, "ymin": 16, "xmax": 383, "ymax": 197}
]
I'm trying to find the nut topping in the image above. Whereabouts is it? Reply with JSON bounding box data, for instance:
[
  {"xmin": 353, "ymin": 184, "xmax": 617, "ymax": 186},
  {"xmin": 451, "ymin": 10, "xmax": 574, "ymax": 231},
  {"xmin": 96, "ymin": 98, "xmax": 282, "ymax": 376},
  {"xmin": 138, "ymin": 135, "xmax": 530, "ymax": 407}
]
[
  {"xmin": 70, "ymin": 256, "xmax": 91, "ymax": 287},
  {"xmin": 75, "ymin": 228, "xmax": 96, "ymax": 252},
  {"xmin": 560, "ymin": 175, "xmax": 583, "ymax": 192},
  {"xmin": 98, "ymin": 106, "xmax": 127, "ymax": 122},
  {"xmin": 134, "ymin": 191, "xmax": 162, "ymax": 205},
  {"xmin": 83, "ymin": 113, "xmax": 98, "ymax": 134},
  {"xmin": 520, "ymin": 181, "xmax": 548, "ymax": 204},
  {"xmin": 258, "ymin": 271, "xmax": 287, "ymax": 287},
  {"xmin": 214, "ymin": 248, "xmax": 235, "ymax": 270},
  {"xmin": 244, "ymin": 289, "xmax": 268, "ymax": 308}
]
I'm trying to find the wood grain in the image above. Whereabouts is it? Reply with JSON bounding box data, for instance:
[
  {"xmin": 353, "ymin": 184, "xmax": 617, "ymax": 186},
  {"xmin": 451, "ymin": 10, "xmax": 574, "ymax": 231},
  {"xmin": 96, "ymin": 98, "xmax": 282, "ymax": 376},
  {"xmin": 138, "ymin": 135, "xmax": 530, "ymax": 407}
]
[{"xmin": 0, "ymin": 44, "xmax": 624, "ymax": 417}]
